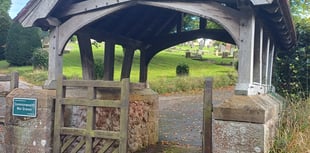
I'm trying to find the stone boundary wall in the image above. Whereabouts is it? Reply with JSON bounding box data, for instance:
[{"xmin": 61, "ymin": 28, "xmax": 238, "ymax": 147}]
[
  {"xmin": 4, "ymin": 89, "xmax": 55, "ymax": 153},
  {"xmin": 1, "ymin": 84, "xmax": 158, "ymax": 153}
]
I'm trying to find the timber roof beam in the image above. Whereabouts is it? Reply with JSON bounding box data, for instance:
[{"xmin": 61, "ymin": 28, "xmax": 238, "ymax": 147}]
[{"xmin": 79, "ymin": 27, "xmax": 143, "ymax": 48}]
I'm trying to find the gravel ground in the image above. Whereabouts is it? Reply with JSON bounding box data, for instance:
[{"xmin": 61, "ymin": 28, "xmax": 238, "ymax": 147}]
[
  {"xmin": 159, "ymin": 87, "xmax": 234, "ymax": 146},
  {"xmin": 136, "ymin": 87, "xmax": 234, "ymax": 153}
]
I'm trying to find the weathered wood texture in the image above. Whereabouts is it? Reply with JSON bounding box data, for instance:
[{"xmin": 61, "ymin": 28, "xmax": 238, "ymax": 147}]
[
  {"xmin": 103, "ymin": 42, "xmax": 115, "ymax": 81},
  {"xmin": 203, "ymin": 78, "xmax": 213, "ymax": 153},
  {"xmin": 0, "ymin": 72, "xmax": 18, "ymax": 124},
  {"xmin": 53, "ymin": 77, "xmax": 130, "ymax": 153},
  {"xmin": 0, "ymin": 72, "xmax": 19, "ymax": 91},
  {"xmin": 121, "ymin": 46, "xmax": 135, "ymax": 79},
  {"xmin": 56, "ymin": 3, "xmax": 132, "ymax": 55},
  {"xmin": 77, "ymin": 33, "xmax": 95, "ymax": 80}
]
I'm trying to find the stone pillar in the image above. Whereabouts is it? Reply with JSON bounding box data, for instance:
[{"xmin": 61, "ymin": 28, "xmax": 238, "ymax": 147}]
[
  {"xmin": 213, "ymin": 94, "xmax": 282, "ymax": 153},
  {"xmin": 4, "ymin": 89, "xmax": 55, "ymax": 153},
  {"xmin": 44, "ymin": 27, "xmax": 63, "ymax": 89}
]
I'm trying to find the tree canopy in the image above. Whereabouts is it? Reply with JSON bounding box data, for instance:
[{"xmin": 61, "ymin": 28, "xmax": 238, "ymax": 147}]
[
  {"xmin": 5, "ymin": 22, "xmax": 42, "ymax": 66},
  {"xmin": 0, "ymin": 0, "xmax": 11, "ymax": 13},
  {"xmin": 273, "ymin": 1, "xmax": 310, "ymax": 99},
  {"xmin": 0, "ymin": 0, "xmax": 11, "ymax": 60}
]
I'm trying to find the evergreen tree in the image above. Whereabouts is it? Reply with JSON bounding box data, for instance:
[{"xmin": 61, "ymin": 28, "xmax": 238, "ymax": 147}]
[
  {"xmin": 273, "ymin": 1, "xmax": 310, "ymax": 99},
  {"xmin": 0, "ymin": 0, "xmax": 11, "ymax": 60},
  {"xmin": 0, "ymin": 0, "xmax": 11, "ymax": 13},
  {"xmin": 0, "ymin": 12, "xmax": 11, "ymax": 59},
  {"xmin": 5, "ymin": 22, "xmax": 42, "ymax": 66}
]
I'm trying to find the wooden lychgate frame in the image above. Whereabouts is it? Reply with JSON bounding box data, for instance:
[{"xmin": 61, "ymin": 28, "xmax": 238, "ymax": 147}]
[{"xmin": 53, "ymin": 77, "xmax": 130, "ymax": 153}]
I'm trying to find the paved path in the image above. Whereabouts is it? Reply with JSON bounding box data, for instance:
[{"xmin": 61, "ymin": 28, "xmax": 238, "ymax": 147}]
[{"xmin": 158, "ymin": 87, "xmax": 234, "ymax": 146}]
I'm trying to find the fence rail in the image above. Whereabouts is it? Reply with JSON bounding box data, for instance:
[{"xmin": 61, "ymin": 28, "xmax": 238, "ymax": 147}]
[{"xmin": 0, "ymin": 72, "xmax": 19, "ymax": 123}]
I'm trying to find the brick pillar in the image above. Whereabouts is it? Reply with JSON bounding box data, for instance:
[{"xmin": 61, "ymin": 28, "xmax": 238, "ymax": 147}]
[{"xmin": 5, "ymin": 89, "xmax": 55, "ymax": 153}]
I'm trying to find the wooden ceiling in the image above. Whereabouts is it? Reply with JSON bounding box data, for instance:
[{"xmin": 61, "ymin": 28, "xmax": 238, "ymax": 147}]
[{"xmin": 16, "ymin": 0, "xmax": 296, "ymax": 50}]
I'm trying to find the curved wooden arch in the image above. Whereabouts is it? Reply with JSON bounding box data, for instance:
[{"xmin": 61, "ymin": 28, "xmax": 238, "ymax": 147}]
[
  {"xmin": 56, "ymin": 1, "xmax": 241, "ymax": 56},
  {"xmin": 138, "ymin": 1, "xmax": 241, "ymax": 46},
  {"xmin": 56, "ymin": 2, "xmax": 134, "ymax": 55},
  {"xmin": 144, "ymin": 29, "xmax": 234, "ymax": 64}
]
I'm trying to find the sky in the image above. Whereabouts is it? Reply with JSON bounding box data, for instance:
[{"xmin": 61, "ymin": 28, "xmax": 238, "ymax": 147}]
[{"xmin": 9, "ymin": 0, "xmax": 29, "ymax": 18}]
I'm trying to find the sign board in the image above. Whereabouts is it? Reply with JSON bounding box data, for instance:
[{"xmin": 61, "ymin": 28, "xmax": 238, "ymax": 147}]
[{"xmin": 12, "ymin": 98, "xmax": 37, "ymax": 117}]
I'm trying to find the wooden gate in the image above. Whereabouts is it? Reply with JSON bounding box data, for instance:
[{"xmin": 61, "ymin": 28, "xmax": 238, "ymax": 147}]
[{"xmin": 53, "ymin": 77, "xmax": 130, "ymax": 153}]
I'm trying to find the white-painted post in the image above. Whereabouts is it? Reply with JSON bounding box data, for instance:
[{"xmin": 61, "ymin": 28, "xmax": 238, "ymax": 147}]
[
  {"xmin": 44, "ymin": 27, "xmax": 63, "ymax": 89},
  {"xmin": 235, "ymin": 8, "xmax": 255, "ymax": 95},
  {"xmin": 265, "ymin": 38, "xmax": 270, "ymax": 86},
  {"xmin": 259, "ymin": 27, "xmax": 263, "ymax": 85},
  {"xmin": 268, "ymin": 44, "xmax": 275, "ymax": 91}
]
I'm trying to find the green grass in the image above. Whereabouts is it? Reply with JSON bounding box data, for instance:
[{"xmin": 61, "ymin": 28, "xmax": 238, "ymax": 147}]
[
  {"xmin": 0, "ymin": 43, "xmax": 237, "ymax": 92},
  {"xmin": 271, "ymin": 98, "xmax": 310, "ymax": 153}
]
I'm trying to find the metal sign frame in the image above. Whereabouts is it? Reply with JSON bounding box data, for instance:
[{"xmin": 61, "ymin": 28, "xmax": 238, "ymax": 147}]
[{"xmin": 12, "ymin": 98, "xmax": 37, "ymax": 117}]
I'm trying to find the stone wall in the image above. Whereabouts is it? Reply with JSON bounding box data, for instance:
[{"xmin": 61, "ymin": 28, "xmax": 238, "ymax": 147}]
[
  {"xmin": 1, "ymin": 85, "xmax": 158, "ymax": 153},
  {"xmin": 0, "ymin": 91, "xmax": 9, "ymax": 152},
  {"xmin": 4, "ymin": 89, "xmax": 55, "ymax": 153}
]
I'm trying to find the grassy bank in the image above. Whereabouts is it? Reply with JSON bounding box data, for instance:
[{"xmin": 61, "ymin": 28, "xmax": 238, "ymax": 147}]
[{"xmin": 271, "ymin": 98, "xmax": 310, "ymax": 153}]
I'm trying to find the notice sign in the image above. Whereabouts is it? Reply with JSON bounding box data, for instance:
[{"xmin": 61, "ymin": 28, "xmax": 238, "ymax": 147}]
[{"xmin": 12, "ymin": 98, "xmax": 37, "ymax": 117}]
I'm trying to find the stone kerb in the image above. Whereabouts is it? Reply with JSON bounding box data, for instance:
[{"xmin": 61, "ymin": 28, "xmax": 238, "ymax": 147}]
[
  {"xmin": 213, "ymin": 94, "xmax": 282, "ymax": 153},
  {"xmin": 4, "ymin": 89, "xmax": 55, "ymax": 153}
]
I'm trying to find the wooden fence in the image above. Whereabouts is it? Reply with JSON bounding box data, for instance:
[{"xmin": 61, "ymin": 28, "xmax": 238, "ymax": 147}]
[
  {"xmin": 0, "ymin": 72, "xmax": 19, "ymax": 123},
  {"xmin": 53, "ymin": 77, "xmax": 130, "ymax": 153},
  {"xmin": 203, "ymin": 78, "xmax": 213, "ymax": 153}
]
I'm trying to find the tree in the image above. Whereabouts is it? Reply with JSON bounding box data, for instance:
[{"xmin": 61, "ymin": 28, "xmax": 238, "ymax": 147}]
[
  {"xmin": 273, "ymin": 1, "xmax": 310, "ymax": 99},
  {"xmin": 0, "ymin": 12, "xmax": 11, "ymax": 59},
  {"xmin": 0, "ymin": 0, "xmax": 11, "ymax": 60},
  {"xmin": 0, "ymin": 0, "xmax": 11, "ymax": 13},
  {"xmin": 5, "ymin": 22, "xmax": 42, "ymax": 66}
]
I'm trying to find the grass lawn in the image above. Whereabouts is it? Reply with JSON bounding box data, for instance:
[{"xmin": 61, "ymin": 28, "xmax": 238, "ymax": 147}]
[{"xmin": 0, "ymin": 43, "xmax": 237, "ymax": 93}]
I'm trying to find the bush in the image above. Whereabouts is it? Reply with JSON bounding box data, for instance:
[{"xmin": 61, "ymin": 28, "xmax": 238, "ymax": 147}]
[
  {"xmin": 5, "ymin": 22, "xmax": 42, "ymax": 66},
  {"xmin": 94, "ymin": 58, "xmax": 104, "ymax": 79},
  {"xmin": 176, "ymin": 63, "xmax": 189, "ymax": 76},
  {"xmin": 273, "ymin": 18, "xmax": 310, "ymax": 99},
  {"xmin": 32, "ymin": 48, "xmax": 48, "ymax": 70}
]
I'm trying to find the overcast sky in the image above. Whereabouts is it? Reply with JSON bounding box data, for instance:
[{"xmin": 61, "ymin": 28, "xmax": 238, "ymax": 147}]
[{"xmin": 9, "ymin": 0, "xmax": 28, "ymax": 18}]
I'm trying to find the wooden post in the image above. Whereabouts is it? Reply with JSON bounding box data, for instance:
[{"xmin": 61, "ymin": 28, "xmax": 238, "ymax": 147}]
[
  {"xmin": 10, "ymin": 71, "xmax": 19, "ymax": 90},
  {"xmin": 235, "ymin": 8, "xmax": 255, "ymax": 95},
  {"xmin": 121, "ymin": 46, "xmax": 135, "ymax": 79},
  {"xmin": 139, "ymin": 50, "xmax": 148, "ymax": 83},
  {"xmin": 77, "ymin": 33, "xmax": 95, "ymax": 80},
  {"xmin": 253, "ymin": 24, "xmax": 261, "ymax": 84},
  {"xmin": 200, "ymin": 17, "xmax": 207, "ymax": 30},
  {"xmin": 177, "ymin": 12, "xmax": 183, "ymax": 33},
  {"xmin": 103, "ymin": 41, "xmax": 115, "ymax": 80},
  {"xmin": 45, "ymin": 27, "xmax": 63, "ymax": 89},
  {"xmin": 203, "ymin": 77, "xmax": 213, "ymax": 153},
  {"xmin": 265, "ymin": 37, "xmax": 271, "ymax": 86}
]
